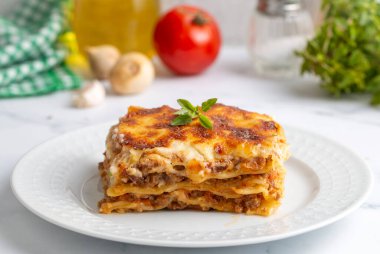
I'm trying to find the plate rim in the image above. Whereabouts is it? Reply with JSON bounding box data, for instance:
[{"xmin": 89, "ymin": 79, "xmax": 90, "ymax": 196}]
[{"xmin": 11, "ymin": 123, "xmax": 374, "ymax": 248}]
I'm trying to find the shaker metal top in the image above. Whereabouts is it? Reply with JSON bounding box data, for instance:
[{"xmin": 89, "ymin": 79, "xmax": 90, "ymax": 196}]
[{"xmin": 257, "ymin": 0, "xmax": 301, "ymax": 16}]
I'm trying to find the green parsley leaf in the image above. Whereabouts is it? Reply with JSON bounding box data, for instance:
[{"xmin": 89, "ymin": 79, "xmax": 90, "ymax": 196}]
[
  {"xmin": 371, "ymin": 91, "xmax": 380, "ymax": 106},
  {"xmin": 201, "ymin": 98, "xmax": 218, "ymax": 112},
  {"xmin": 171, "ymin": 114, "xmax": 192, "ymax": 126},
  {"xmin": 296, "ymin": 0, "xmax": 380, "ymax": 106},
  {"xmin": 199, "ymin": 114, "xmax": 213, "ymax": 129}
]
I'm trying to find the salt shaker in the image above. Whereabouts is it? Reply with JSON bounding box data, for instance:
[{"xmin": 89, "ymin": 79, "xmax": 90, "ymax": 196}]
[{"xmin": 248, "ymin": 0, "xmax": 314, "ymax": 78}]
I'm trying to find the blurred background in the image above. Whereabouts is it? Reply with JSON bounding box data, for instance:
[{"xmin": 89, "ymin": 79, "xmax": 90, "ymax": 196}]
[
  {"xmin": 0, "ymin": 0, "xmax": 325, "ymax": 100},
  {"xmin": 1, "ymin": 0, "xmax": 379, "ymax": 109},
  {"xmin": 0, "ymin": 0, "xmax": 321, "ymax": 45}
]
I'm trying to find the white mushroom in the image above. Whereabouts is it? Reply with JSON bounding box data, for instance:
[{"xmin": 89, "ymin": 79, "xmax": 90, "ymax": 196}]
[
  {"xmin": 72, "ymin": 80, "xmax": 106, "ymax": 108},
  {"xmin": 86, "ymin": 45, "xmax": 120, "ymax": 80},
  {"xmin": 109, "ymin": 52, "xmax": 155, "ymax": 95}
]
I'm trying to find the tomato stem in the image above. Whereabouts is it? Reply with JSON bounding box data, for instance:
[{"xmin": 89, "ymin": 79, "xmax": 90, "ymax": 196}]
[{"xmin": 192, "ymin": 13, "xmax": 207, "ymax": 26}]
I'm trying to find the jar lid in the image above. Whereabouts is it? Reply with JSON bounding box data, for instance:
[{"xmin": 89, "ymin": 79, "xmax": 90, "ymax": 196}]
[{"xmin": 257, "ymin": 0, "xmax": 301, "ymax": 16}]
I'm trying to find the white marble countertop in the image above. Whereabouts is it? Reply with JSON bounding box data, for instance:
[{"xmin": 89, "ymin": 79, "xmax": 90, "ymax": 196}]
[{"xmin": 0, "ymin": 47, "xmax": 379, "ymax": 253}]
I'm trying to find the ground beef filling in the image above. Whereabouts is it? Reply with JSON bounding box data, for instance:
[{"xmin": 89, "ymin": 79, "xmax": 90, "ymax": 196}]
[
  {"xmin": 119, "ymin": 172, "xmax": 273, "ymax": 189},
  {"xmin": 211, "ymin": 156, "xmax": 268, "ymax": 173},
  {"xmin": 121, "ymin": 173, "xmax": 186, "ymax": 187},
  {"xmin": 131, "ymin": 155, "xmax": 271, "ymax": 175},
  {"xmin": 101, "ymin": 190, "xmax": 264, "ymax": 214}
]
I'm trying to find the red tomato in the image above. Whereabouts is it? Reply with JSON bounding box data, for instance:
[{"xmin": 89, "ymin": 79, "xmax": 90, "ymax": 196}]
[{"xmin": 153, "ymin": 5, "xmax": 221, "ymax": 75}]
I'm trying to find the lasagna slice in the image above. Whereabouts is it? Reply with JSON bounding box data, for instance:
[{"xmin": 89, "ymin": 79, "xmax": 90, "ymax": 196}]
[{"xmin": 98, "ymin": 104, "xmax": 289, "ymax": 216}]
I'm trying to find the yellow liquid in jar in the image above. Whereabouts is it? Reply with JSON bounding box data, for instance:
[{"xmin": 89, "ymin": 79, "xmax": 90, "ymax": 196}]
[{"xmin": 73, "ymin": 0, "xmax": 159, "ymax": 57}]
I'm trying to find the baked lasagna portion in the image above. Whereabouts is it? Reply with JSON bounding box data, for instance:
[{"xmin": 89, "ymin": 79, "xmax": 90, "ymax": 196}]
[{"xmin": 98, "ymin": 104, "xmax": 289, "ymax": 216}]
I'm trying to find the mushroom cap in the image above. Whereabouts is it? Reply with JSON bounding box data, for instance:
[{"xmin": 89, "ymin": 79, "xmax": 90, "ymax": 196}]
[{"xmin": 110, "ymin": 52, "xmax": 155, "ymax": 95}]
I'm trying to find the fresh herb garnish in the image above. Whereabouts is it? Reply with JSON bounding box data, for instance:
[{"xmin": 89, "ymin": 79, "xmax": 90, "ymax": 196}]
[
  {"xmin": 296, "ymin": 0, "xmax": 380, "ymax": 105},
  {"xmin": 171, "ymin": 98, "xmax": 217, "ymax": 129}
]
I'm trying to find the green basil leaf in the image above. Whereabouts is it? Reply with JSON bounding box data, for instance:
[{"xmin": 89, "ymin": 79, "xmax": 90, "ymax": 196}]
[
  {"xmin": 171, "ymin": 114, "xmax": 192, "ymax": 126},
  {"xmin": 174, "ymin": 109, "xmax": 188, "ymax": 115},
  {"xmin": 198, "ymin": 114, "xmax": 213, "ymax": 129},
  {"xmin": 201, "ymin": 98, "xmax": 218, "ymax": 112},
  {"xmin": 177, "ymin": 99, "xmax": 196, "ymax": 113}
]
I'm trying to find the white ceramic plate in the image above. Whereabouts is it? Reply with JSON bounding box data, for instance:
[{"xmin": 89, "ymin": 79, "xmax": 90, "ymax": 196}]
[{"xmin": 12, "ymin": 123, "xmax": 372, "ymax": 248}]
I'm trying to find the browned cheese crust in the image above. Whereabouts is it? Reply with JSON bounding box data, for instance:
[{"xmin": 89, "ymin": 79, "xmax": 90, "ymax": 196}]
[{"xmin": 116, "ymin": 103, "xmax": 284, "ymax": 150}]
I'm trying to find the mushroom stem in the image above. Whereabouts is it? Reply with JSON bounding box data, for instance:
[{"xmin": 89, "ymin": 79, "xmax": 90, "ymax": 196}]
[{"xmin": 86, "ymin": 45, "xmax": 120, "ymax": 80}]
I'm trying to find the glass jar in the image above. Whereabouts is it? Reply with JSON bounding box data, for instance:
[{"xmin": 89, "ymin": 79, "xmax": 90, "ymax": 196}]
[
  {"xmin": 302, "ymin": 0, "xmax": 323, "ymax": 27},
  {"xmin": 248, "ymin": 0, "xmax": 314, "ymax": 78},
  {"xmin": 73, "ymin": 0, "xmax": 160, "ymax": 57}
]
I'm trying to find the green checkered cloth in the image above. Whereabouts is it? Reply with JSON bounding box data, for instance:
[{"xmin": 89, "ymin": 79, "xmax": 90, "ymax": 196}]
[{"xmin": 0, "ymin": 0, "xmax": 81, "ymax": 98}]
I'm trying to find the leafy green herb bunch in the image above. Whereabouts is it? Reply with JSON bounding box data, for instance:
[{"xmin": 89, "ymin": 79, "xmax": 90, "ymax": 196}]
[{"xmin": 297, "ymin": 0, "xmax": 380, "ymax": 105}]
